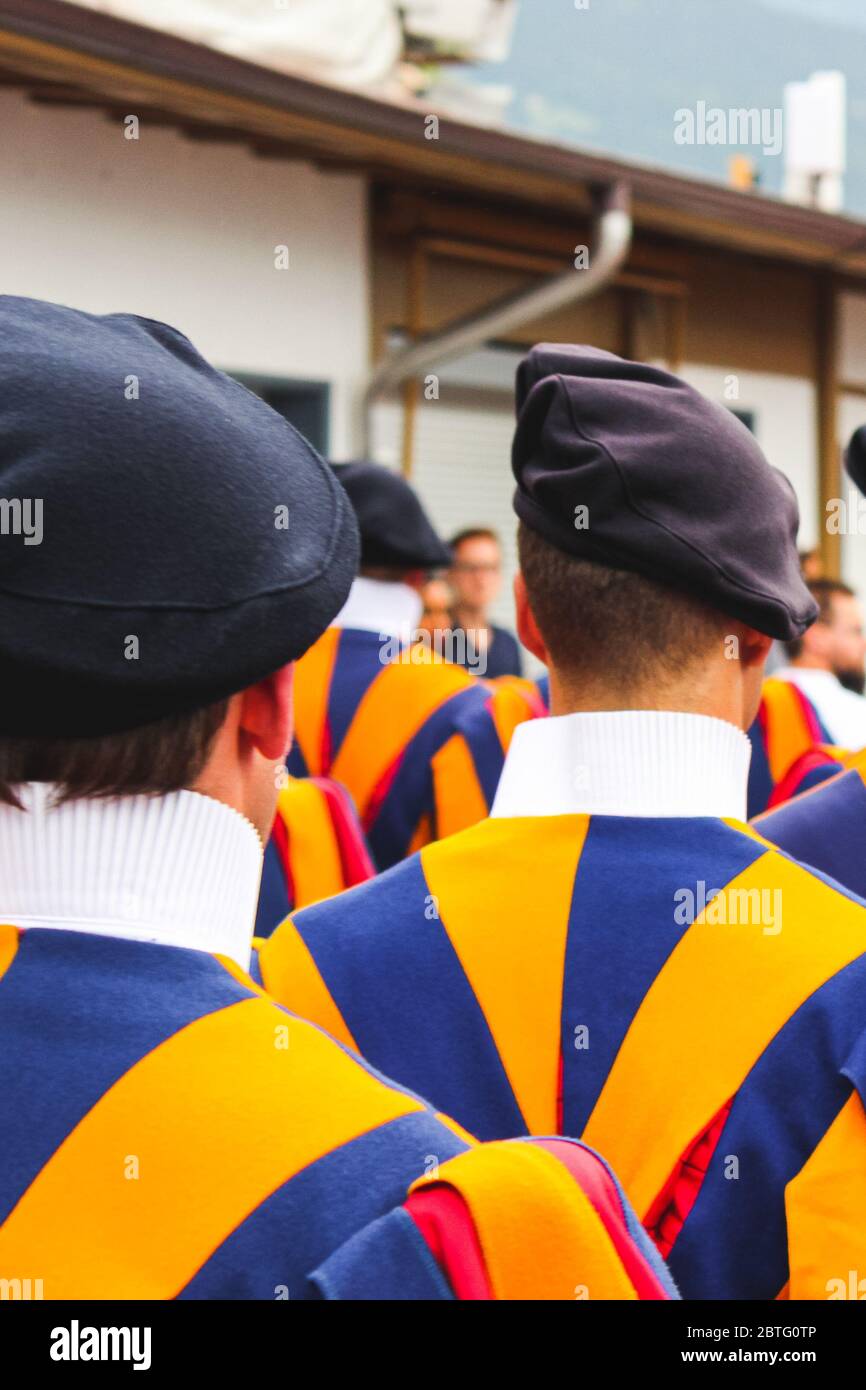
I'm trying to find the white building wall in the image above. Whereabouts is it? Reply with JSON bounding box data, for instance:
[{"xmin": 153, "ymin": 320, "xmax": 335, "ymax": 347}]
[
  {"xmin": 670, "ymin": 364, "xmax": 819, "ymax": 552},
  {"xmin": 0, "ymin": 90, "xmax": 369, "ymax": 455}
]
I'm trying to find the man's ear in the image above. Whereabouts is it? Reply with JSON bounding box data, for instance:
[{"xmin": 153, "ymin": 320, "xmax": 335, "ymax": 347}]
[
  {"xmin": 238, "ymin": 664, "xmax": 295, "ymax": 761},
  {"xmin": 514, "ymin": 572, "xmax": 549, "ymax": 665},
  {"xmin": 736, "ymin": 625, "xmax": 774, "ymax": 671}
]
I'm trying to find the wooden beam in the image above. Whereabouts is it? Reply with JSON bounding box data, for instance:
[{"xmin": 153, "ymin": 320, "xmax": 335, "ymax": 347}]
[
  {"xmin": 400, "ymin": 241, "xmax": 426, "ymax": 479},
  {"xmin": 817, "ymin": 276, "xmax": 841, "ymax": 576}
]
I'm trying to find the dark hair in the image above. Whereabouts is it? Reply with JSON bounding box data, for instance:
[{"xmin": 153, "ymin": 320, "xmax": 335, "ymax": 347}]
[
  {"xmin": 449, "ymin": 527, "xmax": 500, "ymax": 552},
  {"xmin": 785, "ymin": 578, "xmax": 855, "ymax": 660},
  {"xmin": 517, "ymin": 522, "xmax": 727, "ymax": 691},
  {"xmin": 359, "ymin": 563, "xmax": 422, "ymax": 583},
  {"xmin": 0, "ymin": 700, "xmax": 230, "ymax": 809}
]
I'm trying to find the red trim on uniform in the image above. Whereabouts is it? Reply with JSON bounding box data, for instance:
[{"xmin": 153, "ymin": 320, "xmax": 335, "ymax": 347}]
[
  {"xmin": 644, "ymin": 1097, "xmax": 733, "ymax": 1259},
  {"xmin": 556, "ymin": 1048, "xmax": 564, "ymax": 1134},
  {"xmin": 767, "ymin": 748, "xmax": 839, "ymax": 809},
  {"xmin": 311, "ymin": 777, "xmax": 375, "ymax": 887},
  {"xmin": 788, "ymin": 682, "xmax": 824, "ymax": 744},
  {"xmin": 270, "ymin": 811, "xmax": 295, "ymax": 913},
  {"xmin": 405, "ymin": 1187, "xmax": 492, "ymax": 1300},
  {"xmin": 319, "ymin": 717, "xmax": 333, "ymax": 778},
  {"xmin": 363, "ymin": 752, "xmax": 404, "ymax": 832},
  {"xmin": 529, "ymin": 1138, "xmax": 670, "ymax": 1299}
]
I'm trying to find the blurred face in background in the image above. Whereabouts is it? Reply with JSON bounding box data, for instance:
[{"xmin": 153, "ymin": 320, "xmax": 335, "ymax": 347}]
[
  {"xmin": 420, "ymin": 577, "xmax": 454, "ymax": 636},
  {"xmin": 799, "ymin": 549, "xmax": 824, "ymax": 583},
  {"xmin": 450, "ymin": 534, "xmax": 502, "ymax": 615},
  {"xmin": 811, "ymin": 592, "xmax": 866, "ymax": 693}
]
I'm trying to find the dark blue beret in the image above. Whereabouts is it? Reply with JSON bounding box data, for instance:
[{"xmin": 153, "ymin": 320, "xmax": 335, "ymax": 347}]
[
  {"xmin": 331, "ymin": 461, "xmax": 451, "ymax": 570},
  {"xmin": 845, "ymin": 424, "xmax": 866, "ymax": 493},
  {"xmin": 512, "ymin": 344, "xmax": 817, "ymax": 641},
  {"xmin": 0, "ymin": 296, "xmax": 359, "ymax": 737}
]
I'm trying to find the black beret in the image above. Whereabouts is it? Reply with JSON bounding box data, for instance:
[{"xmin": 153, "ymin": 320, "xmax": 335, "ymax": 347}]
[
  {"xmin": 0, "ymin": 295, "xmax": 359, "ymax": 737},
  {"xmin": 331, "ymin": 461, "xmax": 451, "ymax": 570},
  {"xmin": 845, "ymin": 424, "xmax": 866, "ymax": 493},
  {"xmin": 512, "ymin": 343, "xmax": 817, "ymax": 641}
]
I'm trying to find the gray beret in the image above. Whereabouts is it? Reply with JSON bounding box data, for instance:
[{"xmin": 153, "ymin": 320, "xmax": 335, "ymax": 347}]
[
  {"xmin": 332, "ymin": 461, "xmax": 452, "ymax": 570},
  {"xmin": 0, "ymin": 295, "xmax": 359, "ymax": 737},
  {"xmin": 512, "ymin": 344, "xmax": 817, "ymax": 640}
]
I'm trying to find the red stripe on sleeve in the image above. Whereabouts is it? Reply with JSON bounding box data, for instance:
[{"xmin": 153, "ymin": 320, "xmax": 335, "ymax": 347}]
[
  {"xmin": 270, "ymin": 809, "xmax": 295, "ymax": 914},
  {"xmin": 530, "ymin": 1138, "xmax": 671, "ymax": 1299},
  {"xmin": 311, "ymin": 777, "xmax": 375, "ymax": 887},
  {"xmin": 405, "ymin": 1187, "xmax": 492, "ymax": 1300}
]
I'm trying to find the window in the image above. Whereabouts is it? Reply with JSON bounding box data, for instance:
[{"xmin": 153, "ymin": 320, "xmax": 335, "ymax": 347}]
[
  {"xmin": 730, "ymin": 408, "xmax": 756, "ymax": 434},
  {"xmin": 228, "ymin": 374, "xmax": 331, "ymax": 454}
]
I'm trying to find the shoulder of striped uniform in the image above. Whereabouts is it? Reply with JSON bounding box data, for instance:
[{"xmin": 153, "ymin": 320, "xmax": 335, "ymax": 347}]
[
  {"xmin": 0, "ymin": 926, "xmax": 471, "ymax": 1300},
  {"xmin": 313, "ymin": 1135, "xmax": 677, "ymax": 1300}
]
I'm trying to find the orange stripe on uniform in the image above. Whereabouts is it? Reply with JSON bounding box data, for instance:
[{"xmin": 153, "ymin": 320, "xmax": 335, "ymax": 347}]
[
  {"xmin": 257, "ymin": 921, "xmax": 359, "ymax": 1053},
  {"xmin": 583, "ymin": 847, "xmax": 866, "ymax": 1218},
  {"xmin": 276, "ymin": 780, "xmax": 344, "ymax": 909},
  {"xmin": 0, "ymin": 997, "xmax": 417, "ymax": 1298},
  {"xmin": 785, "ymin": 1089, "xmax": 866, "ymax": 1299},
  {"xmin": 411, "ymin": 1141, "xmax": 637, "ymax": 1300},
  {"xmin": 332, "ymin": 650, "xmax": 472, "ymax": 816},
  {"xmin": 431, "ymin": 733, "xmax": 489, "ymax": 840},
  {"xmin": 761, "ymin": 678, "xmax": 814, "ymax": 783},
  {"xmin": 421, "ymin": 816, "xmax": 587, "ymax": 1135},
  {"xmin": 292, "ymin": 627, "xmax": 341, "ymax": 775},
  {"xmin": 0, "ymin": 924, "xmax": 19, "ymax": 986},
  {"xmin": 487, "ymin": 681, "xmax": 541, "ymax": 750}
]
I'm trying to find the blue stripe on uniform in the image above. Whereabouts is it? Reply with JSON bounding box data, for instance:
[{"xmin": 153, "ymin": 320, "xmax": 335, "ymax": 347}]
[
  {"xmin": 293, "ymin": 854, "xmax": 527, "ymax": 1139},
  {"xmin": 254, "ymin": 835, "xmax": 292, "ymax": 938},
  {"xmin": 178, "ymin": 1109, "xmax": 468, "ymax": 1299},
  {"xmin": 368, "ymin": 684, "xmax": 490, "ymax": 868},
  {"xmin": 0, "ymin": 930, "xmax": 255, "ymax": 1224},
  {"xmin": 452, "ymin": 692, "xmax": 508, "ymax": 807},
  {"xmin": 667, "ymin": 952, "xmax": 866, "ymax": 1299},
  {"xmin": 746, "ymin": 719, "xmax": 774, "ymax": 818},
  {"xmin": 758, "ymin": 770, "xmax": 866, "ymax": 900},
  {"xmin": 327, "ymin": 630, "xmax": 385, "ymax": 761},
  {"xmin": 561, "ymin": 817, "xmax": 767, "ymax": 1137}
]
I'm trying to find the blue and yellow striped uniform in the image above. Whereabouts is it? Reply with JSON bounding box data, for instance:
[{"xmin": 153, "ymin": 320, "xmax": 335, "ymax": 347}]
[
  {"xmin": 260, "ymin": 813, "xmax": 866, "ymax": 1299},
  {"xmin": 0, "ymin": 924, "xmax": 674, "ymax": 1301},
  {"xmin": 255, "ymin": 777, "xmax": 374, "ymax": 939},
  {"xmin": 747, "ymin": 677, "xmax": 843, "ymax": 816},
  {"xmin": 286, "ymin": 626, "xmax": 538, "ymax": 868},
  {"xmin": 756, "ymin": 746, "xmax": 866, "ymax": 899}
]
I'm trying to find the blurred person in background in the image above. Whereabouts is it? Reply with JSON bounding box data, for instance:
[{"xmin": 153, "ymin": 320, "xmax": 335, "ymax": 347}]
[
  {"xmin": 764, "ymin": 548, "xmax": 824, "ymax": 676},
  {"xmin": 774, "ymin": 578, "xmax": 866, "ymax": 748},
  {"xmin": 752, "ymin": 426, "xmax": 866, "ymax": 892},
  {"xmin": 799, "ymin": 547, "xmax": 825, "ymax": 583},
  {"xmin": 419, "ymin": 575, "xmax": 454, "ymax": 638},
  {"xmin": 448, "ymin": 528, "xmax": 523, "ymax": 678}
]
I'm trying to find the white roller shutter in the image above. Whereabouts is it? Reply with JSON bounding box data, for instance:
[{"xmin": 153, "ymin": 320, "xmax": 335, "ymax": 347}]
[{"xmin": 370, "ymin": 387, "xmax": 541, "ymax": 671}]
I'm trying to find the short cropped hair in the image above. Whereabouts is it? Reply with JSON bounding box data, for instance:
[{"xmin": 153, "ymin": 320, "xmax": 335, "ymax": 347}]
[
  {"xmin": 449, "ymin": 527, "xmax": 500, "ymax": 552},
  {"xmin": 785, "ymin": 578, "xmax": 854, "ymax": 660},
  {"xmin": 517, "ymin": 522, "xmax": 729, "ymax": 691},
  {"xmin": 0, "ymin": 699, "xmax": 230, "ymax": 809}
]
